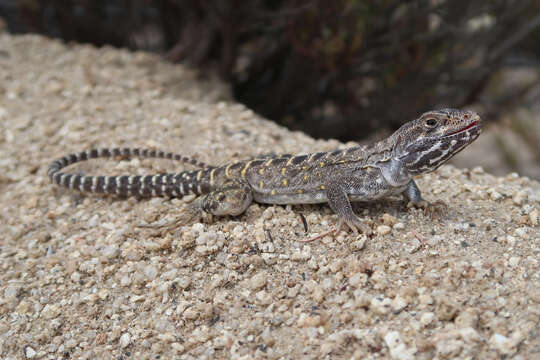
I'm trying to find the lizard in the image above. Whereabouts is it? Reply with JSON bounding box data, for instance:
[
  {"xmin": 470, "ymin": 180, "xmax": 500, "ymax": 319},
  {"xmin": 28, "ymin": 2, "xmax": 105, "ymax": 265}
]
[{"xmin": 48, "ymin": 108, "xmax": 482, "ymax": 236}]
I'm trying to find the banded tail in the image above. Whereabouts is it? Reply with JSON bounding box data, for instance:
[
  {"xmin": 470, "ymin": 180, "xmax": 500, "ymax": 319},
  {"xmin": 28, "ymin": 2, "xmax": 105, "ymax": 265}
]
[{"xmin": 48, "ymin": 148, "xmax": 212, "ymax": 198}]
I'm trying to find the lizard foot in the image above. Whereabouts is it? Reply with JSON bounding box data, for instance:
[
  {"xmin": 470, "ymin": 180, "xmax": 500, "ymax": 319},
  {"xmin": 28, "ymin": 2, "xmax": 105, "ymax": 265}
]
[
  {"xmin": 137, "ymin": 200, "xmax": 205, "ymax": 233},
  {"xmin": 298, "ymin": 216, "xmax": 372, "ymax": 243},
  {"xmin": 407, "ymin": 199, "xmax": 448, "ymax": 219}
]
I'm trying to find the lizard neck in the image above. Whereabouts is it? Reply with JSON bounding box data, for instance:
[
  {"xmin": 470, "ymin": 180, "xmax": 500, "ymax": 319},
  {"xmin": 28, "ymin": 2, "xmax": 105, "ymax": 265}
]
[{"xmin": 372, "ymin": 129, "xmax": 415, "ymax": 187}]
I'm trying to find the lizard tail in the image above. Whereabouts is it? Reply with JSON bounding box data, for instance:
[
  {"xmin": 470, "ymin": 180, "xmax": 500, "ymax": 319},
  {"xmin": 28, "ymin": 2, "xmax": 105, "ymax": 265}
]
[{"xmin": 48, "ymin": 147, "xmax": 211, "ymax": 197}]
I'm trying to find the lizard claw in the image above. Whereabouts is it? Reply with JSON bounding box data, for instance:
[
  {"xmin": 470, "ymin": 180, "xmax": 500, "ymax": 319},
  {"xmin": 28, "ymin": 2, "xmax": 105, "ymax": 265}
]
[
  {"xmin": 298, "ymin": 216, "xmax": 371, "ymax": 243},
  {"xmin": 337, "ymin": 217, "xmax": 372, "ymax": 235},
  {"xmin": 407, "ymin": 199, "xmax": 448, "ymax": 219},
  {"xmin": 136, "ymin": 201, "xmax": 204, "ymax": 233}
]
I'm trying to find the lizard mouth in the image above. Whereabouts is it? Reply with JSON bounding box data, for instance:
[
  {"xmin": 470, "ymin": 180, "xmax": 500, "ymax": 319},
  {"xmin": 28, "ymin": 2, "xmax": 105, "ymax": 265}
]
[{"xmin": 446, "ymin": 120, "xmax": 481, "ymax": 137}]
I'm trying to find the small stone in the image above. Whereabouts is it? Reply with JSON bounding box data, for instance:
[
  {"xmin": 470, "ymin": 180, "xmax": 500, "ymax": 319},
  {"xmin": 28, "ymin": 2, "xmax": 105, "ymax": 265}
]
[
  {"xmin": 384, "ymin": 331, "xmax": 415, "ymax": 360},
  {"xmin": 144, "ymin": 265, "xmax": 158, "ymax": 280},
  {"xmin": 471, "ymin": 166, "xmax": 484, "ymax": 174},
  {"xmin": 408, "ymin": 238, "xmax": 422, "ymax": 253},
  {"xmin": 393, "ymin": 222, "xmax": 405, "ymax": 230},
  {"xmin": 514, "ymin": 227, "xmax": 528, "ymax": 239},
  {"xmin": 261, "ymin": 253, "xmax": 277, "ymax": 264},
  {"xmin": 376, "ymin": 225, "xmax": 392, "ymax": 235},
  {"xmin": 419, "ymin": 294, "xmax": 433, "ymax": 306},
  {"xmin": 70, "ymin": 272, "xmax": 81, "ymax": 282},
  {"xmin": 508, "ymin": 256, "xmax": 520, "ymax": 267},
  {"xmin": 454, "ymin": 308, "xmax": 478, "ymax": 328},
  {"xmin": 420, "ymin": 312, "xmax": 435, "ymax": 326},
  {"xmin": 162, "ymin": 269, "xmax": 179, "ymax": 280},
  {"xmin": 291, "ymin": 248, "xmax": 311, "ymax": 261},
  {"xmin": 488, "ymin": 189, "xmax": 502, "ymax": 201},
  {"xmin": 97, "ymin": 289, "xmax": 109, "ymax": 300},
  {"xmin": 255, "ymin": 290, "xmax": 272, "ymax": 305},
  {"xmin": 436, "ymin": 339, "xmax": 463, "ymax": 358},
  {"xmin": 382, "ymin": 214, "xmax": 397, "ymax": 226},
  {"xmin": 459, "ymin": 327, "xmax": 482, "ymax": 343},
  {"xmin": 529, "ymin": 208, "xmax": 538, "ymax": 226},
  {"xmin": 505, "ymin": 235, "xmax": 517, "ymax": 247},
  {"xmin": 349, "ymin": 235, "xmax": 367, "ymax": 251},
  {"xmin": 41, "ymin": 304, "xmax": 60, "ymax": 319},
  {"xmin": 119, "ymin": 333, "xmax": 131, "ymax": 348},
  {"xmin": 297, "ymin": 313, "xmax": 322, "ymax": 327},
  {"xmin": 371, "ymin": 296, "xmax": 391, "ymax": 314},
  {"xmin": 249, "ymin": 272, "xmax": 267, "ymax": 290},
  {"xmin": 183, "ymin": 308, "xmax": 198, "ymax": 320},
  {"xmin": 4, "ymin": 284, "xmax": 21, "ymax": 300},
  {"xmin": 353, "ymin": 289, "xmax": 372, "ymax": 308},
  {"xmin": 391, "ymin": 295, "xmax": 408, "ymax": 312},
  {"xmin": 24, "ymin": 346, "xmax": 37, "ymax": 359},
  {"xmin": 101, "ymin": 245, "xmax": 119, "ymax": 259},
  {"xmin": 171, "ymin": 342, "xmax": 185, "ymax": 353},
  {"xmin": 177, "ymin": 277, "xmax": 191, "ymax": 289},
  {"xmin": 512, "ymin": 190, "xmax": 528, "ymax": 205},
  {"xmin": 489, "ymin": 333, "xmax": 517, "ymax": 355}
]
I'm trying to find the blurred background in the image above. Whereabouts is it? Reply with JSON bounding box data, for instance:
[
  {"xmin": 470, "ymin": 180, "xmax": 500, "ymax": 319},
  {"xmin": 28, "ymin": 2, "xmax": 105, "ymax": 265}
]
[{"xmin": 0, "ymin": 0, "xmax": 539, "ymax": 179}]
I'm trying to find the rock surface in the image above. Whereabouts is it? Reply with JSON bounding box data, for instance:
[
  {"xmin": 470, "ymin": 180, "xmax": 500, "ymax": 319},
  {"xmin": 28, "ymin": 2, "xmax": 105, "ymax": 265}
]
[{"xmin": 0, "ymin": 34, "xmax": 538, "ymax": 359}]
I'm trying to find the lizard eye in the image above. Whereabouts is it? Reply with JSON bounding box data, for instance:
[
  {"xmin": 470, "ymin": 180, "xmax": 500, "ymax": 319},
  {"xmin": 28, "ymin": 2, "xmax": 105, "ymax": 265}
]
[{"xmin": 425, "ymin": 118, "xmax": 437, "ymax": 127}]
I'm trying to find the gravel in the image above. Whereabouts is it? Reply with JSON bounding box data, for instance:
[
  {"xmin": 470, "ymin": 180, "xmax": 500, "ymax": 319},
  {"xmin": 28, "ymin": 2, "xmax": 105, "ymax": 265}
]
[{"xmin": 0, "ymin": 33, "xmax": 539, "ymax": 359}]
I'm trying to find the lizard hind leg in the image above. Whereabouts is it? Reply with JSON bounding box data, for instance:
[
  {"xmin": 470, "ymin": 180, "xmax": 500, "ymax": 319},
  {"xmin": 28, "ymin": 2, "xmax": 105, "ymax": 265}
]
[
  {"xmin": 200, "ymin": 179, "xmax": 254, "ymax": 217},
  {"xmin": 143, "ymin": 179, "xmax": 254, "ymax": 231}
]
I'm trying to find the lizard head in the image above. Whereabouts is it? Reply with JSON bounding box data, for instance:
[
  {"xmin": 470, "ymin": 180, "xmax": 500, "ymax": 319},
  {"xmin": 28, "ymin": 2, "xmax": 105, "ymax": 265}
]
[{"xmin": 392, "ymin": 109, "xmax": 482, "ymax": 175}]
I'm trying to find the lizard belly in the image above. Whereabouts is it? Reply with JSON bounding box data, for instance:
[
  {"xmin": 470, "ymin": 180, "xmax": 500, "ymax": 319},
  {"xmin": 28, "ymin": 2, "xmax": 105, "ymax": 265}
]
[
  {"xmin": 345, "ymin": 166, "xmax": 408, "ymax": 201},
  {"xmin": 253, "ymin": 191, "xmax": 328, "ymax": 205},
  {"xmin": 347, "ymin": 184, "xmax": 407, "ymax": 202}
]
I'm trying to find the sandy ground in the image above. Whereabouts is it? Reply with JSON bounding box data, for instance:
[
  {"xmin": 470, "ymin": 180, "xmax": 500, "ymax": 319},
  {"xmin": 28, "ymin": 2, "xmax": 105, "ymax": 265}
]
[{"xmin": 0, "ymin": 33, "xmax": 539, "ymax": 359}]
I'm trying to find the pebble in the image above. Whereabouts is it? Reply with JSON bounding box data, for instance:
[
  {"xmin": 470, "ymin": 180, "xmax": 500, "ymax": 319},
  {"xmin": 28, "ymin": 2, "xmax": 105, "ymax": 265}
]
[
  {"xmin": 436, "ymin": 339, "xmax": 463, "ymax": 358},
  {"xmin": 508, "ymin": 256, "xmax": 520, "ymax": 267},
  {"xmin": 41, "ymin": 304, "xmax": 60, "ymax": 319},
  {"xmin": 512, "ymin": 190, "xmax": 528, "ymax": 205},
  {"xmin": 4, "ymin": 284, "xmax": 21, "ymax": 300},
  {"xmin": 101, "ymin": 245, "xmax": 119, "ymax": 259},
  {"xmin": 487, "ymin": 189, "xmax": 502, "ymax": 200},
  {"xmin": 249, "ymin": 272, "xmax": 267, "ymax": 290},
  {"xmin": 408, "ymin": 238, "xmax": 422, "ymax": 253},
  {"xmin": 514, "ymin": 227, "xmax": 528, "ymax": 239},
  {"xmin": 371, "ymin": 296, "xmax": 391, "ymax": 315},
  {"xmin": 376, "ymin": 225, "xmax": 392, "ymax": 235},
  {"xmin": 454, "ymin": 309, "xmax": 478, "ymax": 328},
  {"xmin": 393, "ymin": 222, "xmax": 405, "ymax": 230},
  {"xmin": 183, "ymin": 308, "xmax": 198, "ymax": 320},
  {"xmin": 24, "ymin": 346, "xmax": 37, "ymax": 359},
  {"xmin": 420, "ymin": 312, "xmax": 435, "ymax": 326},
  {"xmin": 144, "ymin": 265, "xmax": 159, "ymax": 280},
  {"xmin": 349, "ymin": 235, "xmax": 367, "ymax": 251},
  {"xmin": 119, "ymin": 333, "xmax": 131, "ymax": 348},
  {"xmin": 489, "ymin": 333, "xmax": 518, "ymax": 355},
  {"xmin": 384, "ymin": 331, "xmax": 415, "ymax": 360},
  {"xmin": 529, "ymin": 208, "xmax": 538, "ymax": 225},
  {"xmin": 505, "ymin": 235, "xmax": 517, "ymax": 247},
  {"xmin": 391, "ymin": 295, "xmax": 408, "ymax": 312},
  {"xmin": 382, "ymin": 214, "xmax": 397, "ymax": 226}
]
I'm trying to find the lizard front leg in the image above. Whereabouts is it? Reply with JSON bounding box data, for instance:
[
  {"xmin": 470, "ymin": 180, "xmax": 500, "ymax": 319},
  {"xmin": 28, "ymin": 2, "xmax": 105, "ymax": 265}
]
[
  {"xmin": 325, "ymin": 184, "xmax": 371, "ymax": 235},
  {"xmin": 402, "ymin": 179, "xmax": 446, "ymax": 216}
]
